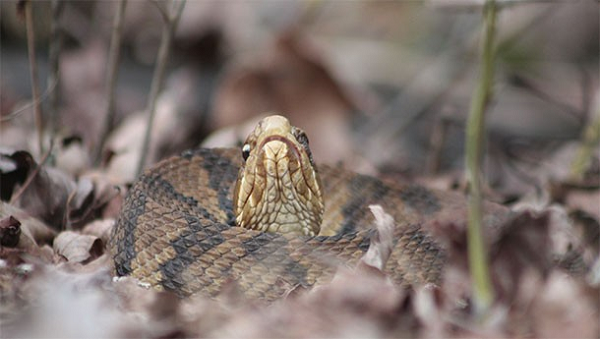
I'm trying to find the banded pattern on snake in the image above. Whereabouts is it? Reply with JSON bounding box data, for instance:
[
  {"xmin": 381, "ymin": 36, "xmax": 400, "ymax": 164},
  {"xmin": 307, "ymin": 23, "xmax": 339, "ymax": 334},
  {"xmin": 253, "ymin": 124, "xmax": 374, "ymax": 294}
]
[{"xmin": 110, "ymin": 116, "xmax": 508, "ymax": 300}]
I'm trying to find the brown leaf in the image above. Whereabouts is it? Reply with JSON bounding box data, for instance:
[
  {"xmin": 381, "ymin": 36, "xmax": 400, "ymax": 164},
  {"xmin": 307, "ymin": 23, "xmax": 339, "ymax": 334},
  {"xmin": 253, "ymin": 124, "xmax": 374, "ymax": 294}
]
[
  {"xmin": 66, "ymin": 177, "xmax": 96, "ymax": 229},
  {"xmin": 4, "ymin": 150, "xmax": 77, "ymax": 230},
  {"xmin": 490, "ymin": 210, "xmax": 552, "ymax": 302},
  {"xmin": 53, "ymin": 231, "xmax": 103, "ymax": 264},
  {"xmin": 81, "ymin": 219, "xmax": 114, "ymax": 245},
  {"xmin": 79, "ymin": 170, "xmax": 126, "ymax": 219},
  {"xmin": 0, "ymin": 202, "xmax": 55, "ymax": 248},
  {"xmin": 54, "ymin": 135, "xmax": 91, "ymax": 177}
]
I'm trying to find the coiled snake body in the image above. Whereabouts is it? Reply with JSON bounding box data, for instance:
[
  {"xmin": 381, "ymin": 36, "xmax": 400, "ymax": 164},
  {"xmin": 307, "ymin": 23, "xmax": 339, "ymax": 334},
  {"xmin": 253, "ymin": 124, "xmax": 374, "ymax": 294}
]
[{"xmin": 111, "ymin": 116, "xmax": 507, "ymax": 300}]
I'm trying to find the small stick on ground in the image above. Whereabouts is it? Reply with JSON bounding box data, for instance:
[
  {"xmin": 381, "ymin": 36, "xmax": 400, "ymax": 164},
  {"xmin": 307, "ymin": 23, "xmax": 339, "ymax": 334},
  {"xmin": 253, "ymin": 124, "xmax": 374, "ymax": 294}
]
[
  {"xmin": 95, "ymin": 0, "xmax": 128, "ymax": 165},
  {"xmin": 464, "ymin": 0, "xmax": 497, "ymax": 316},
  {"xmin": 136, "ymin": 0, "xmax": 186, "ymax": 176}
]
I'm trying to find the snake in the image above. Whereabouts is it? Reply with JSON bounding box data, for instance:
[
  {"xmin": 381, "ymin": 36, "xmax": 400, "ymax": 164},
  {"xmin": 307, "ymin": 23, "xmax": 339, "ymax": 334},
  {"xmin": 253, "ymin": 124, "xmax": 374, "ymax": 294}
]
[{"xmin": 110, "ymin": 115, "xmax": 509, "ymax": 301}]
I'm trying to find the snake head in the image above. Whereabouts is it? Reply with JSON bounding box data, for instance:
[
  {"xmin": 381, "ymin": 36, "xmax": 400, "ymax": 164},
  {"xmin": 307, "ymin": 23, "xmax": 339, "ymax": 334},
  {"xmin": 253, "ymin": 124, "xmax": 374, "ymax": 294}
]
[{"xmin": 233, "ymin": 115, "xmax": 324, "ymax": 236}]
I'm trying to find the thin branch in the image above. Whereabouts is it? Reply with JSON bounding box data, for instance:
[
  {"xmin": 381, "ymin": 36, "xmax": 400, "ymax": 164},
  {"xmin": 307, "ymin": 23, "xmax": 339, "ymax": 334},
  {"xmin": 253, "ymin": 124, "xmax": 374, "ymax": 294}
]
[
  {"xmin": 464, "ymin": 0, "xmax": 497, "ymax": 316},
  {"xmin": 95, "ymin": 0, "xmax": 128, "ymax": 165},
  {"xmin": 150, "ymin": 0, "xmax": 170, "ymax": 23},
  {"xmin": 47, "ymin": 0, "xmax": 63, "ymax": 143},
  {"xmin": 136, "ymin": 0, "xmax": 186, "ymax": 176},
  {"xmin": 0, "ymin": 78, "xmax": 58, "ymax": 123},
  {"xmin": 356, "ymin": 16, "xmax": 478, "ymax": 166},
  {"xmin": 427, "ymin": 116, "xmax": 451, "ymax": 174},
  {"xmin": 168, "ymin": 0, "xmax": 186, "ymax": 27},
  {"xmin": 9, "ymin": 144, "xmax": 53, "ymax": 205},
  {"xmin": 25, "ymin": 0, "xmax": 44, "ymax": 155}
]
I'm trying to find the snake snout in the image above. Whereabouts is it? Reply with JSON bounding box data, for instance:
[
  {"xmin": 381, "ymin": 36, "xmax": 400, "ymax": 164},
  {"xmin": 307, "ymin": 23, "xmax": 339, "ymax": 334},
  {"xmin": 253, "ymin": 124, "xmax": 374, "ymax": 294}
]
[{"xmin": 233, "ymin": 115, "xmax": 324, "ymax": 237}]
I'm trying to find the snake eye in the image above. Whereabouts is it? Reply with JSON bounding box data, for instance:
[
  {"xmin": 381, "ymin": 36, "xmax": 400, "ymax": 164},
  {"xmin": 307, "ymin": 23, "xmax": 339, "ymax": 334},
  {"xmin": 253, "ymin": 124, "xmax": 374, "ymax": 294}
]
[
  {"xmin": 293, "ymin": 129, "xmax": 315, "ymax": 165},
  {"xmin": 295, "ymin": 131, "xmax": 309, "ymax": 149},
  {"xmin": 242, "ymin": 144, "xmax": 251, "ymax": 161}
]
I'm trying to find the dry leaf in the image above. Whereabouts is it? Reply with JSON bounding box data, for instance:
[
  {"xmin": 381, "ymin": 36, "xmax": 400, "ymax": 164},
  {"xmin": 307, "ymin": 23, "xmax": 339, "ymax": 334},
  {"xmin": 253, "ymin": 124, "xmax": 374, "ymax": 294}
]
[
  {"xmin": 54, "ymin": 135, "xmax": 91, "ymax": 177},
  {"xmin": 80, "ymin": 170, "xmax": 126, "ymax": 219},
  {"xmin": 0, "ymin": 202, "xmax": 55, "ymax": 248},
  {"xmin": 360, "ymin": 205, "xmax": 395, "ymax": 271},
  {"xmin": 81, "ymin": 219, "xmax": 114, "ymax": 245},
  {"xmin": 2, "ymin": 150, "xmax": 77, "ymax": 230},
  {"xmin": 66, "ymin": 177, "xmax": 96, "ymax": 229},
  {"xmin": 53, "ymin": 231, "xmax": 103, "ymax": 264}
]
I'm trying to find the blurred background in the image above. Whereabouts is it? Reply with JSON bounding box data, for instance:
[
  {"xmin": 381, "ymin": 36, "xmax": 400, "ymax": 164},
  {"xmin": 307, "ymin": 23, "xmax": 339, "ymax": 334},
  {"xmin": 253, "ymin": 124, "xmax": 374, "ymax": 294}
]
[
  {"xmin": 0, "ymin": 3, "xmax": 599, "ymax": 337},
  {"xmin": 1, "ymin": 0, "xmax": 598, "ymax": 200}
]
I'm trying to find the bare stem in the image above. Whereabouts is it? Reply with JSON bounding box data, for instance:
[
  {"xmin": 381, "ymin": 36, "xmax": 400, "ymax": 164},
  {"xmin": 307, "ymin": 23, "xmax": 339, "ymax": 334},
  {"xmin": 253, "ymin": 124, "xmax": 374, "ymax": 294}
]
[
  {"xmin": 465, "ymin": 0, "xmax": 497, "ymax": 315},
  {"xmin": 47, "ymin": 0, "xmax": 63, "ymax": 145},
  {"xmin": 95, "ymin": 0, "xmax": 128, "ymax": 165},
  {"xmin": 135, "ymin": 0, "xmax": 186, "ymax": 176},
  {"xmin": 25, "ymin": 1, "xmax": 44, "ymax": 155},
  {"xmin": 10, "ymin": 145, "xmax": 53, "ymax": 205}
]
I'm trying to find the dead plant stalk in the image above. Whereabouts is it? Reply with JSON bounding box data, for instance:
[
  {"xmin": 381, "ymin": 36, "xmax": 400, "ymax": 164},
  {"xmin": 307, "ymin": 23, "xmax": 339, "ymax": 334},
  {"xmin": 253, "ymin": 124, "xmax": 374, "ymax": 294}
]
[
  {"xmin": 95, "ymin": 0, "xmax": 128, "ymax": 165},
  {"xmin": 25, "ymin": 1, "xmax": 44, "ymax": 155},
  {"xmin": 136, "ymin": 0, "xmax": 186, "ymax": 176},
  {"xmin": 47, "ymin": 0, "xmax": 63, "ymax": 142}
]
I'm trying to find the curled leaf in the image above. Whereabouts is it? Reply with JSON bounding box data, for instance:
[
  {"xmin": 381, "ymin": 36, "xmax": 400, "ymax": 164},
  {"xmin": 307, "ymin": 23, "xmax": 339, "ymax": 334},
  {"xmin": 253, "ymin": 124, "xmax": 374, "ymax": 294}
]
[
  {"xmin": 361, "ymin": 205, "xmax": 395, "ymax": 271},
  {"xmin": 82, "ymin": 219, "xmax": 114, "ymax": 245},
  {"xmin": 53, "ymin": 231, "xmax": 103, "ymax": 264},
  {"xmin": 1, "ymin": 202, "xmax": 55, "ymax": 248},
  {"xmin": 3, "ymin": 150, "xmax": 77, "ymax": 230}
]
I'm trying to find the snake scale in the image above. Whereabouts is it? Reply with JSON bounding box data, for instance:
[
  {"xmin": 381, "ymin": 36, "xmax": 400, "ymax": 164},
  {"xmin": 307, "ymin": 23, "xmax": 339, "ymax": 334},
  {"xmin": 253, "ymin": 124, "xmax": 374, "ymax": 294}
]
[{"xmin": 110, "ymin": 116, "xmax": 508, "ymax": 301}]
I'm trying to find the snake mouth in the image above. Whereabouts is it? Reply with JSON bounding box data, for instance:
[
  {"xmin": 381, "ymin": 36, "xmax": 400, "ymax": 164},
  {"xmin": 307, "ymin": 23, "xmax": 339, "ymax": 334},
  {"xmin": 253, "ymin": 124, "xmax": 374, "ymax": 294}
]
[{"xmin": 260, "ymin": 134, "xmax": 302, "ymax": 164}]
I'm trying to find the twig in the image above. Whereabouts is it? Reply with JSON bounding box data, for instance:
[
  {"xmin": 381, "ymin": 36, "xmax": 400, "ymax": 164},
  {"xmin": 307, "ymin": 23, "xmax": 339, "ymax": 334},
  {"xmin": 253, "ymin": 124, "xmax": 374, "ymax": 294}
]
[
  {"xmin": 0, "ymin": 78, "xmax": 58, "ymax": 123},
  {"xmin": 95, "ymin": 0, "xmax": 128, "ymax": 165},
  {"xmin": 150, "ymin": 0, "xmax": 170, "ymax": 22},
  {"xmin": 136, "ymin": 0, "xmax": 186, "ymax": 176},
  {"xmin": 9, "ymin": 145, "xmax": 53, "ymax": 205},
  {"xmin": 25, "ymin": 0, "xmax": 44, "ymax": 155},
  {"xmin": 464, "ymin": 0, "xmax": 497, "ymax": 316},
  {"xmin": 357, "ymin": 15, "xmax": 478, "ymax": 166},
  {"xmin": 47, "ymin": 0, "xmax": 63, "ymax": 144},
  {"xmin": 427, "ymin": 115, "xmax": 451, "ymax": 175}
]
